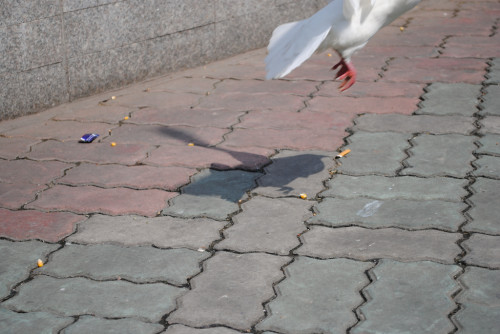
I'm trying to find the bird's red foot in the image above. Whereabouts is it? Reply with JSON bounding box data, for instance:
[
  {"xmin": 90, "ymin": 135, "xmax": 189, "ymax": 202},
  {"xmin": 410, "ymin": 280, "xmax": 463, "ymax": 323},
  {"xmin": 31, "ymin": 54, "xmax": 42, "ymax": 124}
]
[{"xmin": 332, "ymin": 59, "xmax": 357, "ymax": 91}]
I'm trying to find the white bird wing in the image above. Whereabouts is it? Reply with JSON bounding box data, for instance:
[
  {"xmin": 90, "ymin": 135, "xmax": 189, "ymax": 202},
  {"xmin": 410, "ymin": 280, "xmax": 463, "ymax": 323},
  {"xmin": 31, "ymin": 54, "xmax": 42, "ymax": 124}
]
[
  {"xmin": 265, "ymin": 1, "xmax": 339, "ymax": 79},
  {"xmin": 343, "ymin": 0, "xmax": 377, "ymax": 23}
]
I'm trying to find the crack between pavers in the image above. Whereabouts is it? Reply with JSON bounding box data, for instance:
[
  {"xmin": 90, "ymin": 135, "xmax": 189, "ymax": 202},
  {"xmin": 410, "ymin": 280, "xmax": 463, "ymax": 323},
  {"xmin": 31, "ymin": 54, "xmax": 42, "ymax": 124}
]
[
  {"xmin": 348, "ymin": 260, "xmax": 378, "ymax": 333},
  {"xmin": 374, "ymin": 57, "xmax": 395, "ymax": 82},
  {"xmin": 436, "ymin": 35, "xmax": 453, "ymax": 59}
]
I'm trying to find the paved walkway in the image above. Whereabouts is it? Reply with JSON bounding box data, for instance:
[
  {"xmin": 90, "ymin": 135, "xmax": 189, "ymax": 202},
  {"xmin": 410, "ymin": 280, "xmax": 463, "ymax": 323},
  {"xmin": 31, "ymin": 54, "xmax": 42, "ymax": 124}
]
[{"xmin": 1, "ymin": 1, "xmax": 500, "ymax": 333}]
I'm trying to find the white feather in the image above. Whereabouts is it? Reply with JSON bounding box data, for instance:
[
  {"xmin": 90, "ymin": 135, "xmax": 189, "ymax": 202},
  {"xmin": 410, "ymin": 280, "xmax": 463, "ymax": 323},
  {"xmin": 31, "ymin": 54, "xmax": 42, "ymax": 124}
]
[{"xmin": 266, "ymin": 0, "xmax": 420, "ymax": 80}]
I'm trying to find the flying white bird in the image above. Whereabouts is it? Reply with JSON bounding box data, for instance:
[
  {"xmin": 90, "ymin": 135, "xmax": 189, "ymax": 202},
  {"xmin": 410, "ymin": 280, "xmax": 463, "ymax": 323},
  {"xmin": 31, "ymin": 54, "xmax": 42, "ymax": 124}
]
[{"xmin": 265, "ymin": 0, "xmax": 421, "ymax": 91}]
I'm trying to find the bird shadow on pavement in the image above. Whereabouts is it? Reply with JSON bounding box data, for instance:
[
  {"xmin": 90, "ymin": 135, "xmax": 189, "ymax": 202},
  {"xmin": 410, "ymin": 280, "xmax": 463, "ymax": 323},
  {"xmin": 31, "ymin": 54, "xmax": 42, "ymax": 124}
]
[{"xmin": 157, "ymin": 126, "xmax": 329, "ymax": 202}]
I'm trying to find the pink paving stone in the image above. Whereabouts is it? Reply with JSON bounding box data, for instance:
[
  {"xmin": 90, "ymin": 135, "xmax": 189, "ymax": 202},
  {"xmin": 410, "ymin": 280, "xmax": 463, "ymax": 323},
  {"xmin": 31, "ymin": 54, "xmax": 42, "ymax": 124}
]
[
  {"xmin": 368, "ymin": 27, "xmax": 444, "ymax": 47},
  {"xmin": 27, "ymin": 185, "xmax": 177, "ymax": 217},
  {"xmin": 357, "ymin": 45, "xmax": 439, "ymax": 59},
  {"xmin": 440, "ymin": 36, "xmax": 500, "ymax": 58},
  {"xmin": 306, "ymin": 96, "xmax": 419, "ymax": 115},
  {"xmin": 0, "ymin": 208, "xmax": 86, "ymax": 242},
  {"xmin": 126, "ymin": 107, "xmax": 244, "ymax": 128},
  {"xmin": 104, "ymin": 91, "xmax": 202, "ymax": 109},
  {"xmin": 223, "ymin": 128, "xmax": 346, "ymax": 152},
  {"xmin": 235, "ymin": 110, "xmax": 354, "ymax": 131},
  {"xmin": 181, "ymin": 62, "xmax": 266, "ymax": 80},
  {"xmin": 147, "ymin": 77, "xmax": 219, "ymax": 94},
  {"xmin": 2, "ymin": 120, "xmax": 114, "ymax": 141},
  {"xmin": 59, "ymin": 163, "xmax": 195, "ymax": 191},
  {"xmin": 53, "ymin": 104, "xmax": 135, "ymax": 124},
  {"xmin": 0, "ymin": 137, "xmax": 39, "ymax": 159},
  {"xmin": 213, "ymin": 79, "xmax": 319, "ymax": 96},
  {"xmin": 26, "ymin": 140, "xmax": 151, "ymax": 165},
  {"xmin": 104, "ymin": 124, "xmax": 228, "ymax": 146},
  {"xmin": 383, "ymin": 57, "xmax": 487, "ymax": 84},
  {"xmin": 0, "ymin": 160, "xmax": 71, "ymax": 184},
  {"xmin": 0, "ymin": 183, "xmax": 46, "ymax": 209},
  {"xmin": 196, "ymin": 92, "xmax": 306, "ymax": 112},
  {"xmin": 318, "ymin": 81, "xmax": 425, "ymax": 98},
  {"xmin": 145, "ymin": 145, "xmax": 273, "ymax": 171}
]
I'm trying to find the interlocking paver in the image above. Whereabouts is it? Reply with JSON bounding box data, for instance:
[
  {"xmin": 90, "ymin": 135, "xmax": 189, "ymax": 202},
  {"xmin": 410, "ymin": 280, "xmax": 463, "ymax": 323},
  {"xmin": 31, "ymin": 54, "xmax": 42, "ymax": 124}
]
[
  {"xmin": 52, "ymin": 104, "xmax": 135, "ymax": 124},
  {"xmin": 0, "ymin": 159, "xmax": 70, "ymax": 184},
  {"xmin": 309, "ymin": 198, "xmax": 466, "ymax": 231},
  {"xmin": 306, "ymin": 96, "xmax": 418, "ymax": 115},
  {"xmin": 453, "ymin": 267, "xmax": 500, "ymax": 334},
  {"xmin": 473, "ymin": 155, "xmax": 500, "ymax": 178},
  {"xmin": 0, "ymin": 308, "xmax": 73, "ymax": 334},
  {"xmin": 0, "ymin": 209, "xmax": 85, "ymax": 242},
  {"xmin": 255, "ymin": 150, "xmax": 335, "ymax": 197},
  {"xmin": 37, "ymin": 244, "xmax": 209, "ymax": 285},
  {"xmin": 417, "ymin": 83, "xmax": 481, "ymax": 116},
  {"xmin": 462, "ymin": 234, "xmax": 500, "ymax": 268},
  {"xmin": 213, "ymin": 78, "xmax": 318, "ymax": 96},
  {"xmin": 63, "ymin": 316, "xmax": 164, "ymax": 334},
  {"xmin": 146, "ymin": 144, "xmax": 272, "ymax": 171},
  {"xmin": 68, "ymin": 214, "xmax": 225, "ymax": 249},
  {"xmin": 168, "ymin": 251, "xmax": 289, "ymax": 331},
  {"xmin": 480, "ymin": 85, "xmax": 500, "ymax": 116},
  {"xmin": 163, "ymin": 169, "xmax": 262, "ymax": 220},
  {"xmin": 107, "ymin": 91, "xmax": 201, "ymax": 110},
  {"xmin": 353, "ymin": 114, "xmax": 474, "ymax": 134},
  {"xmin": 322, "ymin": 175, "xmax": 468, "ymax": 202},
  {"xmin": 335, "ymin": 132, "xmax": 411, "ymax": 176},
  {"xmin": 3, "ymin": 276, "xmax": 186, "ymax": 322},
  {"xmin": 0, "ymin": 137, "xmax": 38, "ymax": 159},
  {"xmin": 27, "ymin": 140, "xmax": 151, "ymax": 165},
  {"xmin": 402, "ymin": 134, "xmax": 476, "ymax": 177},
  {"xmin": 486, "ymin": 58, "xmax": 500, "ymax": 84},
  {"xmin": 59, "ymin": 163, "xmax": 195, "ymax": 191},
  {"xmin": 0, "ymin": 182, "xmax": 46, "ymax": 209},
  {"xmin": 256, "ymin": 257, "xmax": 373, "ymax": 334},
  {"xmin": 479, "ymin": 116, "xmax": 500, "ymax": 135},
  {"xmin": 2, "ymin": 120, "xmax": 114, "ymax": 142},
  {"xmin": 466, "ymin": 178, "xmax": 500, "ymax": 234},
  {"xmin": 104, "ymin": 124, "xmax": 228, "ymax": 146},
  {"xmin": 317, "ymin": 81, "xmax": 425, "ymax": 98},
  {"xmin": 127, "ymin": 107, "xmax": 244, "ymax": 128},
  {"xmin": 476, "ymin": 134, "xmax": 500, "ymax": 156},
  {"xmin": 0, "ymin": 240, "xmax": 59, "ymax": 299},
  {"xmin": 163, "ymin": 324, "xmax": 242, "ymax": 334},
  {"xmin": 297, "ymin": 226, "xmax": 461, "ymax": 263},
  {"xmin": 28, "ymin": 185, "xmax": 176, "ymax": 217},
  {"xmin": 215, "ymin": 197, "xmax": 311, "ymax": 255},
  {"xmin": 222, "ymin": 127, "xmax": 346, "ymax": 151},
  {"xmin": 352, "ymin": 260, "xmax": 460, "ymax": 334}
]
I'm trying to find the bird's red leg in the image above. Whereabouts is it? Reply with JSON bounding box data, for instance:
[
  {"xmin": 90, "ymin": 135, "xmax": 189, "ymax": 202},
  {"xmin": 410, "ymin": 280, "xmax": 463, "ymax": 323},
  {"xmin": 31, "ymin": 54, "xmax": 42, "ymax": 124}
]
[{"xmin": 332, "ymin": 59, "xmax": 357, "ymax": 91}]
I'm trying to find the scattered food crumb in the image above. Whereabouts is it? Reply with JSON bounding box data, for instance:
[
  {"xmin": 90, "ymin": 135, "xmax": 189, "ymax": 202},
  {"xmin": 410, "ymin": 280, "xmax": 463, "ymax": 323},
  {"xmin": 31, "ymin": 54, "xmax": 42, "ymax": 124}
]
[
  {"xmin": 336, "ymin": 149, "xmax": 351, "ymax": 158},
  {"xmin": 400, "ymin": 26, "xmax": 405, "ymax": 31},
  {"xmin": 37, "ymin": 259, "xmax": 44, "ymax": 267},
  {"xmin": 123, "ymin": 116, "xmax": 129, "ymax": 120},
  {"xmin": 111, "ymin": 142, "xmax": 117, "ymax": 147},
  {"xmin": 300, "ymin": 193, "xmax": 307, "ymax": 199},
  {"xmin": 111, "ymin": 96, "xmax": 116, "ymax": 100},
  {"xmin": 188, "ymin": 143, "xmax": 195, "ymax": 146}
]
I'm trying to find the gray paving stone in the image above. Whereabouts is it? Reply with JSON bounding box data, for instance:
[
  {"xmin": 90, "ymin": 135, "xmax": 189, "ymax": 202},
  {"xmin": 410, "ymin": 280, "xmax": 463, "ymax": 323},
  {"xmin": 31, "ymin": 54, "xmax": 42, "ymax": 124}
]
[
  {"xmin": 0, "ymin": 307, "xmax": 73, "ymax": 334},
  {"xmin": 417, "ymin": 83, "xmax": 480, "ymax": 116},
  {"xmin": 254, "ymin": 150, "xmax": 335, "ymax": 198},
  {"xmin": 479, "ymin": 116, "xmax": 500, "ymax": 134},
  {"xmin": 485, "ymin": 58, "xmax": 500, "ymax": 84},
  {"xmin": 352, "ymin": 260, "xmax": 460, "ymax": 334},
  {"xmin": 3, "ymin": 276, "xmax": 186, "ymax": 322},
  {"xmin": 67, "ymin": 214, "xmax": 225, "ymax": 249},
  {"xmin": 215, "ymin": 197, "xmax": 311, "ymax": 255},
  {"xmin": 309, "ymin": 198, "xmax": 466, "ymax": 231},
  {"xmin": 163, "ymin": 169, "xmax": 262, "ymax": 220},
  {"xmin": 63, "ymin": 316, "xmax": 164, "ymax": 334},
  {"xmin": 476, "ymin": 134, "xmax": 500, "ymax": 156},
  {"xmin": 336, "ymin": 132, "xmax": 411, "ymax": 176},
  {"xmin": 37, "ymin": 244, "xmax": 209, "ymax": 285},
  {"xmin": 256, "ymin": 257, "xmax": 373, "ymax": 334},
  {"xmin": 353, "ymin": 114, "xmax": 475, "ymax": 134},
  {"xmin": 0, "ymin": 240, "xmax": 59, "ymax": 299},
  {"xmin": 322, "ymin": 175, "xmax": 467, "ymax": 202},
  {"xmin": 453, "ymin": 267, "xmax": 500, "ymax": 334},
  {"xmin": 466, "ymin": 178, "xmax": 500, "ymax": 234},
  {"xmin": 462, "ymin": 234, "xmax": 500, "ymax": 268},
  {"xmin": 297, "ymin": 226, "xmax": 461, "ymax": 264},
  {"xmin": 168, "ymin": 251, "xmax": 289, "ymax": 331},
  {"xmin": 401, "ymin": 134, "xmax": 476, "ymax": 177},
  {"xmin": 162, "ymin": 324, "xmax": 243, "ymax": 334},
  {"xmin": 481, "ymin": 85, "xmax": 500, "ymax": 116},
  {"xmin": 473, "ymin": 155, "xmax": 500, "ymax": 178}
]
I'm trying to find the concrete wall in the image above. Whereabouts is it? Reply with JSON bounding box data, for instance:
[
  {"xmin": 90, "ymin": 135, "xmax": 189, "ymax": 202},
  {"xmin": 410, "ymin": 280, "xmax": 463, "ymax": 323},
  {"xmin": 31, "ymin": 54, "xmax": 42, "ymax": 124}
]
[{"xmin": 0, "ymin": 0, "xmax": 329, "ymax": 120}]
